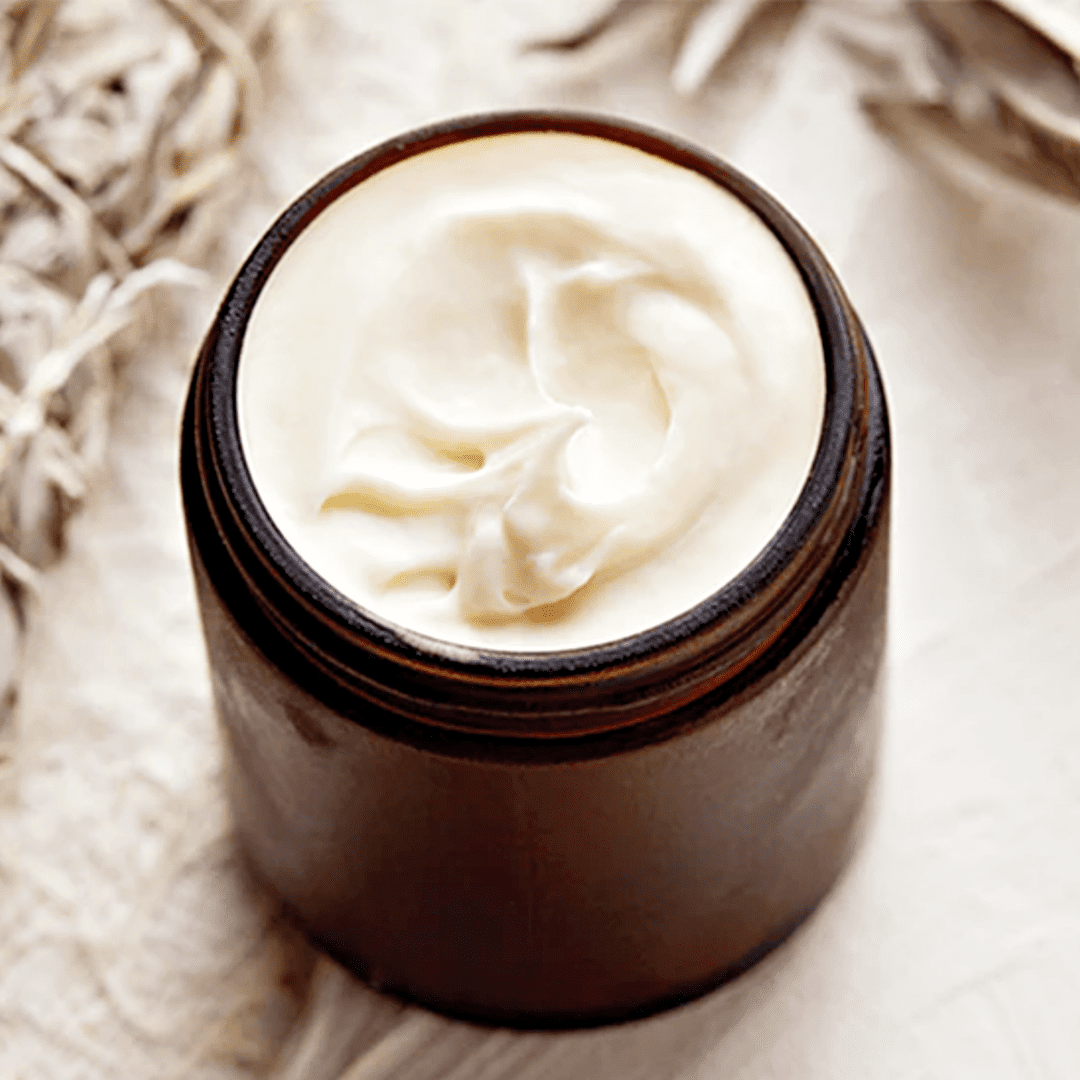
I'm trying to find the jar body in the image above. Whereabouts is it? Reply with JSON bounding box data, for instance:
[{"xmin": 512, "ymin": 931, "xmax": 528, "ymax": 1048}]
[{"xmin": 181, "ymin": 112, "xmax": 890, "ymax": 1028}]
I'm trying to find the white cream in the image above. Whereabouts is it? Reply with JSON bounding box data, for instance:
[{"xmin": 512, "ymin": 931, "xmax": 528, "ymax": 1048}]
[{"xmin": 239, "ymin": 131, "xmax": 825, "ymax": 651}]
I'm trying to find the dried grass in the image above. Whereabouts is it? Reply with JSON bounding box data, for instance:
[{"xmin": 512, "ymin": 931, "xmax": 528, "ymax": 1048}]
[{"xmin": 0, "ymin": 0, "xmax": 298, "ymax": 774}]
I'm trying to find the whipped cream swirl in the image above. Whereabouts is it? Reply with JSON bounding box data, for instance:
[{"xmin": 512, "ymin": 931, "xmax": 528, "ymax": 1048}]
[
  {"xmin": 239, "ymin": 132, "xmax": 824, "ymax": 651},
  {"xmin": 323, "ymin": 203, "xmax": 762, "ymax": 622}
]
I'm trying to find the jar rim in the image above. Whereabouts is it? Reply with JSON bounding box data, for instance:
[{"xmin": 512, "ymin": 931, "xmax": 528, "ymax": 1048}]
[{"xmin": 196, "ymin": 110, "xmax": 871, "ymax": 738}]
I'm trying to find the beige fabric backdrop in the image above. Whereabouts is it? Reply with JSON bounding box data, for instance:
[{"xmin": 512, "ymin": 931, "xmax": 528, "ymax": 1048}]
[{"xmin": 3, "ymin": 2, "xmax": 1079, "ymax": 1077}]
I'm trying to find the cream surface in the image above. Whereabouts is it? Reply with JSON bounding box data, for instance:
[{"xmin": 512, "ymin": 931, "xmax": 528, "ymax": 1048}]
[{"xmin": 238, "ymin": 131, "xmax": 825, "ymax": 651}]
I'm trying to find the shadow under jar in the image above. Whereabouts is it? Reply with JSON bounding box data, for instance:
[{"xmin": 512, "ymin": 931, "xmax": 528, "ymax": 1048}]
[{"xmin": 181, "ymin": 111, "xmax": 890, "ymax": 1029}]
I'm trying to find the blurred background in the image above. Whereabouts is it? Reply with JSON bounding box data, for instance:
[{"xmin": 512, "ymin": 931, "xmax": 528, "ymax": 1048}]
[{"xmin": 1, "ymin": 2, "xmax": 1078, "ymax": 1077}]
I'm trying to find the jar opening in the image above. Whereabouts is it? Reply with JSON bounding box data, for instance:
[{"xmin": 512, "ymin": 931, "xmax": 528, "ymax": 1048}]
[{"xmin": 194, "ymin": 111, "xmax": 872, "ymax": 738}]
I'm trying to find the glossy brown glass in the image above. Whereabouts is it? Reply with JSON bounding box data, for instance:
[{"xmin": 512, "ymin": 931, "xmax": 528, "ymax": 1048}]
[{"xmin": 181, "ymin": 112, "xmax": 890, "ymax": 1028}]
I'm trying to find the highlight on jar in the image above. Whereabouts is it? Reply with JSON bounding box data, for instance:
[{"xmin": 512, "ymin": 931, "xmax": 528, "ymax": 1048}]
[{"xmin": 181, "ymin": 111, "xmax": 890, "ymax": 1028}]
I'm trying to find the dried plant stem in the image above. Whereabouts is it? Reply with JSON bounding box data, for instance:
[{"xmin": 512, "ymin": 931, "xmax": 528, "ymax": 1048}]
[{"xmin": 154, "ymin": 0, "xmax": 264, "ymax": 133}]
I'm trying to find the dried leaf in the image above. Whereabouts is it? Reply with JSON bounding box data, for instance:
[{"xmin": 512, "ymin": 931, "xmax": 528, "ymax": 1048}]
[
  {"xmin": 672, "ymin": 0, "xmax": 777, "ymax": 96},
  {"xmin": 835, "ymin": 0, "xmax": 1080, "ymax": 202},
  {"xmin": 524, "ymin": 0, "xmax": 662, "ymax": 53},
  {"xmin": 7, "ymin": 0, "xmax": 60, "ymax": 80},
  {"xmin": 864, "ymin": 94, "xmax": 1080, "ymax": 197},
  {"xmin": 996, "ymin": 0, "xmax": 1080, "ymax": 61},
  {"xmin": 915, "ymin": 0, "xmax": 1080, "ymax": 119},
  {"xmin": 527, "ymin": 0, "xmax": 809, "ymax": 100}
]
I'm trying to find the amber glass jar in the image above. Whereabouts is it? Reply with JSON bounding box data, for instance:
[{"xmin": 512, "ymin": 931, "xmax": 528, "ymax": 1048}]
[{"xmin": 181, "ymin": 112, "xmax": 890, "ymax": 1028}]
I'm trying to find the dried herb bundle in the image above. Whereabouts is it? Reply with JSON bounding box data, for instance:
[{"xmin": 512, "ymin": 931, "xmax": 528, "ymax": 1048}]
[
  {"xmin": 0, "ymin": 0, "xmax": 295, "ymax": 763},
  {"xmin": 831, "ymin": 0, "xmax": 1080, "ymax": 199}
]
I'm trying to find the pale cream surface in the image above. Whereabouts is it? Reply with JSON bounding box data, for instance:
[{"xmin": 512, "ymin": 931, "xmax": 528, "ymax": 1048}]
[{"xmin": 238, "ymin": 131, "xmax": 825, "ymax": 651}]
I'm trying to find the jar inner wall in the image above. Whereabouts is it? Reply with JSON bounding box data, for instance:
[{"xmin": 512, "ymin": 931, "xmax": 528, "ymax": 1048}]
[{"xmin": 236, "ymin": 130, "xmax": 826, "ymax": 653}]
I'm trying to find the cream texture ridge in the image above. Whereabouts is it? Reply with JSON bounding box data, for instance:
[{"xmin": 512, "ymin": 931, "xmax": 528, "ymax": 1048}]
[{"xmin": 238, "ymin": 131, "xmax": 825, "ymax": 651}]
